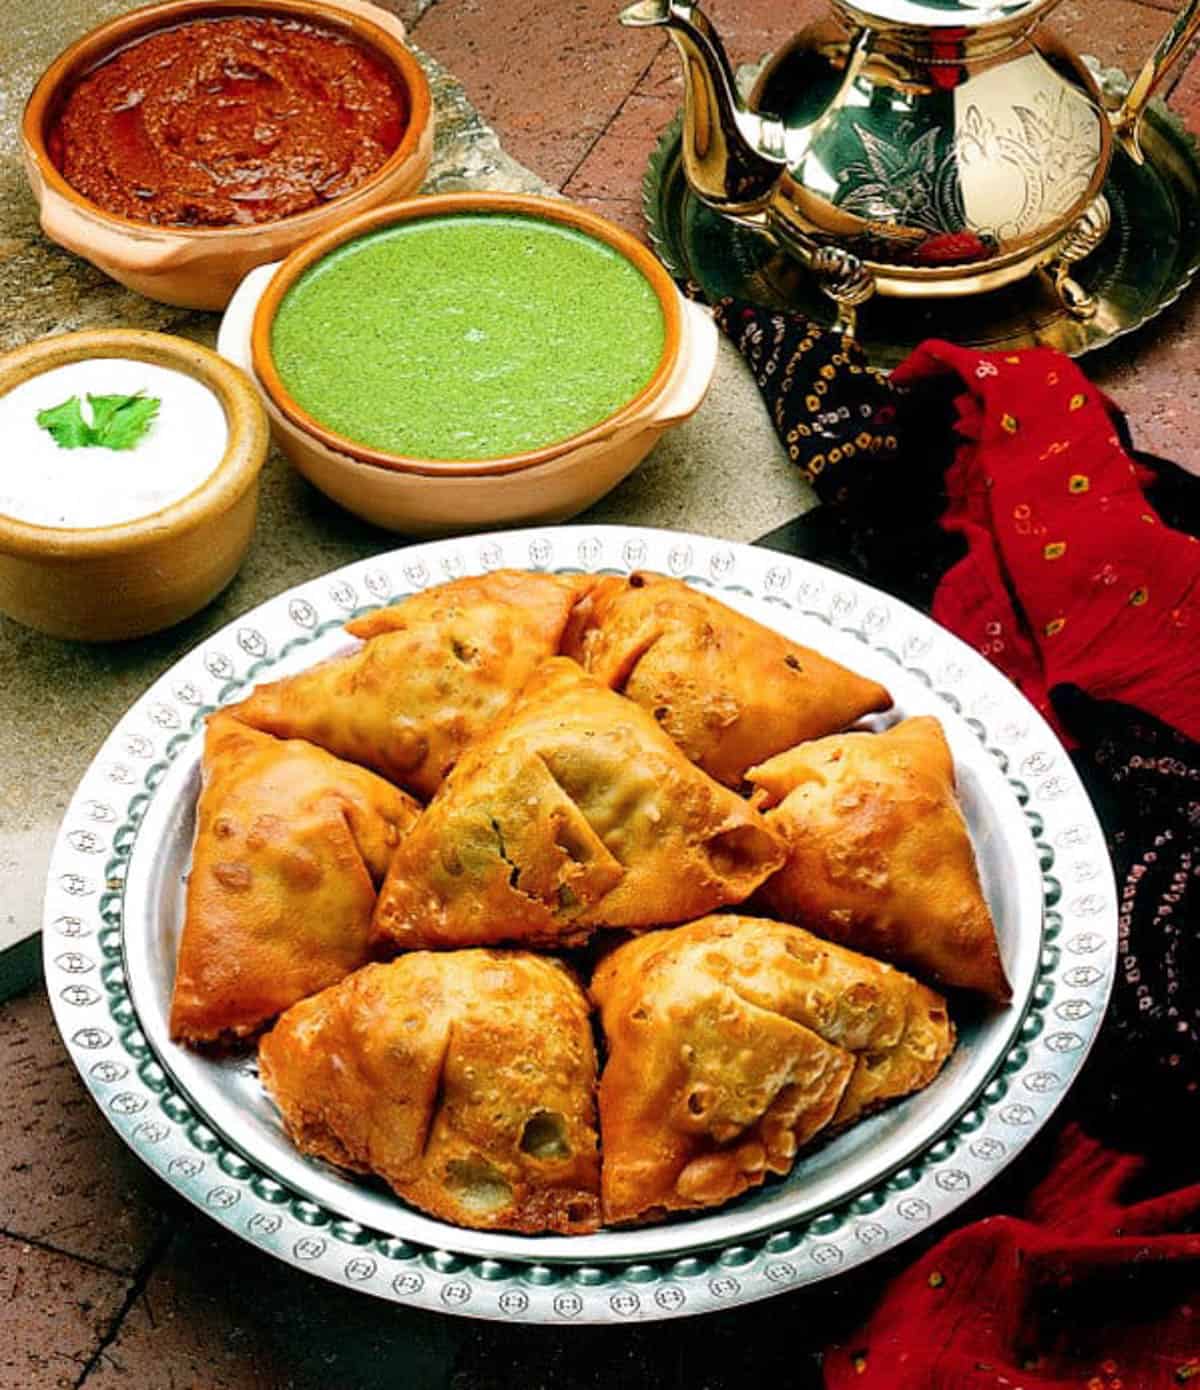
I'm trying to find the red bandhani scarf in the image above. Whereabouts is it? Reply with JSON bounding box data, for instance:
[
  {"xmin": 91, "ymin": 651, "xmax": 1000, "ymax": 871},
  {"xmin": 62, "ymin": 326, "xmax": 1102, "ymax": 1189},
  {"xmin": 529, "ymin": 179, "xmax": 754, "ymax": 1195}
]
[
  {"xmin": 817, "ymin": 341, "xmax": 1200, "ymax": 1388},
  {"xmin": 824, "ymin": 1126, "xmax": 1200, "ymax": 1389},
  {"xmin": 705, "ymin": 300, "xmax": 1200, "ymax": 1383},
  {"xmin": 891, "ymin": 341, "xmax": 1200, "ymax": 748}
]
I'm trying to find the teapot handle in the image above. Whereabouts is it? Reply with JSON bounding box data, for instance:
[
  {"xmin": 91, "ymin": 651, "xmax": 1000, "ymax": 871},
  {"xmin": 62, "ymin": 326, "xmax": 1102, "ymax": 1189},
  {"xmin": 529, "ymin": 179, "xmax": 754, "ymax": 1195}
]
[{"xmin": 1114, "ymin": 0, "xmax": 1200, "ymax": 163}]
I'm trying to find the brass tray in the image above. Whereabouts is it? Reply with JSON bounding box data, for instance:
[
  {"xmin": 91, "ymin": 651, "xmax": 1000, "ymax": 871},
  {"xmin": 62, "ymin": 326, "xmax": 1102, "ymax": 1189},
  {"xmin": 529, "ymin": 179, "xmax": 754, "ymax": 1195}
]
[{"xmin": 643, "ymin": 83, "xmax": 1200, "ymax": 366}]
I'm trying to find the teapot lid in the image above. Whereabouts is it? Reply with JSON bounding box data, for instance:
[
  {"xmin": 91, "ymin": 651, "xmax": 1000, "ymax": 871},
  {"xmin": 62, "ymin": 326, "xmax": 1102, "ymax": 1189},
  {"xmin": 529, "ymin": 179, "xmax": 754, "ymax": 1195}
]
[{"xmin": 835, "ymin": 0, "xmax": 1050, "ymax": 27}]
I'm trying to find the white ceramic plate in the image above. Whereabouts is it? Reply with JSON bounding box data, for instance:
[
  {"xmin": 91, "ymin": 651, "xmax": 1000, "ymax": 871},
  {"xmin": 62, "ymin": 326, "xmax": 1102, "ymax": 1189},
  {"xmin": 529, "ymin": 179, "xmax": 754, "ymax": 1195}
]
[{"xmin": 43, "ymin": 525, "xmax": 1116, "ymax": 1322}]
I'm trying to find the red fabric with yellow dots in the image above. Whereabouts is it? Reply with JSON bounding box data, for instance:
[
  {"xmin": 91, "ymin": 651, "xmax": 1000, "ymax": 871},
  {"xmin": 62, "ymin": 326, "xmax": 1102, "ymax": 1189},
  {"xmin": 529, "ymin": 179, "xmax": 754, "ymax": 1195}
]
[
  {"xmin": 823, "ymin": 1124, "xmax": 1200, "ymax": 1389},
  {"xmin": 812, "ymin": 339, "xmax": 1200, "ymax": 1390},
  {"xmin": 889, "ymin": 340, "xmax": 1200, "ymax": 747}
]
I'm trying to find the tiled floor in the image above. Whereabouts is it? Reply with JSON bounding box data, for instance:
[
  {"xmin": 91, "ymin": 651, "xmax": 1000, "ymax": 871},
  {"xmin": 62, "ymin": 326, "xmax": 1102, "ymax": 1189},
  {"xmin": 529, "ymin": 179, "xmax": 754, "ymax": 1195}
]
[{"xmin": 5, "ymin": 0, "xmax": 1200, "ymax": 1384}]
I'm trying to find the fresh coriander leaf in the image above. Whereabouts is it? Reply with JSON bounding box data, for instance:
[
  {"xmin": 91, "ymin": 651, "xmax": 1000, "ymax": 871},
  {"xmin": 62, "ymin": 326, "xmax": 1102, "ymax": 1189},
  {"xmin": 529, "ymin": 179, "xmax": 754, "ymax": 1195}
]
[
  {"xmin": 89, "ymin": 392, "xmax": 161, "ymax": 451},
  {"xmin": 37, "ymin": 390, "xmax": 162, "ymax": 452},
  {"xmin": 85, "ymin": 393, "xmax": 133, "ymax": 438},
  {"xmin": 37, "ymin": 395, "xmax": 94, "ymax": 449}
]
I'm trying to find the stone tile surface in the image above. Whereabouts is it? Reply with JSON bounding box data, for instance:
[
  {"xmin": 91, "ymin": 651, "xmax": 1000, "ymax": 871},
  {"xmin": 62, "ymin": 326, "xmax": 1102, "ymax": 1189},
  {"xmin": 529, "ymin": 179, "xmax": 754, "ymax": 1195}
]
[
  {"xmin": 414, "ymin": 0, "xmax": 668, "ymax": 188},
  {"xmin": 1048, "ymin": 0, "xmax": 1185, "ymax": 73},
  {"xmin": 563, "ymin": 92, "xmax": 677, "ymax": 207},
  {"xmin": 75, "ymin": 1206, "xmax": 846, "ymax": 1390},
  {"xmin": 1165, "ymin": 36, "xmax": 1200, "ymax": 129},
  {"xmin": 0, "ymin": 986, "xmax": 173, "ymax": 1274},
  {"xmin": 78, "ymin": 1216, "xmax": 460, "ymax": 1390},
  {"xmin": 0, "ymin": 1233, "xmax": 130, "ymax": 1390}
]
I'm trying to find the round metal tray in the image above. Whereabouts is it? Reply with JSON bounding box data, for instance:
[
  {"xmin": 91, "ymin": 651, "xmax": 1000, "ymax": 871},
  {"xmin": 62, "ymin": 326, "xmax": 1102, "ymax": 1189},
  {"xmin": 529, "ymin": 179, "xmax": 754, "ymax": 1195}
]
[
  {"xmin": 44, "ymin": 525, "xmax": 1117, "ymax": 1323},
  {"xmin": 643, "ymin": 80, "xmax": 1200, "ymax": 367}
]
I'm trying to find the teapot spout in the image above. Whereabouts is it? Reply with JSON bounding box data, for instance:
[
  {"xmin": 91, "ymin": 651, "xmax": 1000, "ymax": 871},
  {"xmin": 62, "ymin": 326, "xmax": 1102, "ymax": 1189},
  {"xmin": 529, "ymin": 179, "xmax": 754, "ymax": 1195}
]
[
  {"xmin": 619, "ymin": 0, "xmax": 786, "ymax": 214},
  {"xmin": 1114, "ymin": 0, "xmax": 1200, "ymax": 163}
]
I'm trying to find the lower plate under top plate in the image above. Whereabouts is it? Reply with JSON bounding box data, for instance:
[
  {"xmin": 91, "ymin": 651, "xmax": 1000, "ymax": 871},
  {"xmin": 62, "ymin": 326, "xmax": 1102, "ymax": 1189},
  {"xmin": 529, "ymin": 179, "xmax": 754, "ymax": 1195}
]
[
  {"xmin": 43, "ymin": 527, "xmax": 1117, "ymax": 1324},
  {"xmin": 644, "ymin": 92, "xmax": 1200, "ymax": 367}
]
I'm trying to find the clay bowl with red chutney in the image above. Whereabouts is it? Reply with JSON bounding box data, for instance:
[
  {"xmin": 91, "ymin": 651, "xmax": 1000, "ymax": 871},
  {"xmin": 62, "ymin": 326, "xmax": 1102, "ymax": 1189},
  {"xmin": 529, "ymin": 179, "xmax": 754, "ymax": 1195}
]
[{"xmin": 22, "ymin": 0, "xmax": 433, "ymax": 311}]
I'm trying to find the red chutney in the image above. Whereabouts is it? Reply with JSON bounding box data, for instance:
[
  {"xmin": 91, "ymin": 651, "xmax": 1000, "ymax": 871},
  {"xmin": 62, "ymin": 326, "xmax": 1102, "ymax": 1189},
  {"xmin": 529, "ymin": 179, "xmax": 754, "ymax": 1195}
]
[{"xmin": 47, "ymin": 15, "xmax": 408, "ymax": 228}]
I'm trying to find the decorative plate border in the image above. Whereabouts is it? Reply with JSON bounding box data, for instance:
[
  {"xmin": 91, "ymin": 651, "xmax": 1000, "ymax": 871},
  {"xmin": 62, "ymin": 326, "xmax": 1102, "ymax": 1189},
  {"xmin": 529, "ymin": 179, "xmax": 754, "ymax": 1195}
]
[{"xmin": 44, "ymin": 526, "xmax": 1116, "ymax": 1323}]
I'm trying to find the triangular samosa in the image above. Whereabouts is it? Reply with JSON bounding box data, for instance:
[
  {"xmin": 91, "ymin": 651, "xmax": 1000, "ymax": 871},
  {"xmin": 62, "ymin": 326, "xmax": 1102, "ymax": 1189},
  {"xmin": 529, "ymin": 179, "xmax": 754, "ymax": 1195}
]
[
  {"xmin": 230, "ymin": 571, "xmax": 594, "ymax": 800},
  {"xmin": 748, "ymin": 716, "xmax": 1011, "ymax": 1001},
  {"xmin": 259, "ymin": 951, "xmax": 601, "ymax": 1234},
  {"xmin": 563, "ymin": 572, "xmax": 892, "ymax": 785},
  {"xmin": 169, "ymin": 715, "xmax": 421, "ymax": 1044},
  {"xmin": 372, "ymin": 658, "xmax": 786, "ymax": 951},
  {"xmin": 591, "ymin": 914, "xmax": 954, "ymax": 1225}
]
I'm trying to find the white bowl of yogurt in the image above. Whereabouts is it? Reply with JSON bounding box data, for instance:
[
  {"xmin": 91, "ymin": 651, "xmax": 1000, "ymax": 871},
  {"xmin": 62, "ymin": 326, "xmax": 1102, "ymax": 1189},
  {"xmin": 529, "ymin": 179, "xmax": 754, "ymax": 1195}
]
[{"xmin": 0, "ymin": 329, "xmax": 268, "ymax": 641}]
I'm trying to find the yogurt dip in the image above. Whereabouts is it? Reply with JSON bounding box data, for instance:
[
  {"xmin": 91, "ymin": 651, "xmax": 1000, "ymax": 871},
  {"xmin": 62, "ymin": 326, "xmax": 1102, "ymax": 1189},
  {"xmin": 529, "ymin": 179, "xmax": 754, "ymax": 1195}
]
[{"xmin": 0, "ymin": 358, "xmax": 229, "ymax": 529}]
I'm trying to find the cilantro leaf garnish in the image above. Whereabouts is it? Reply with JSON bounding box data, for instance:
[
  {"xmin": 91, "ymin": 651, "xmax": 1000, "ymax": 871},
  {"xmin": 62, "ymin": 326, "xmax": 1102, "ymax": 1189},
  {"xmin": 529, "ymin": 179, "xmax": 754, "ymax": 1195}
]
[
  {"xmin": 36, "ymin": 391, "xmax": 161, "ymax": 451},
  {"xmin": 88, "ymin": 393, "xmax": 160, "ymax": 450},
  {"xmin": 36, "ymin": 396, "xmax": 93, "ymax": 449}
]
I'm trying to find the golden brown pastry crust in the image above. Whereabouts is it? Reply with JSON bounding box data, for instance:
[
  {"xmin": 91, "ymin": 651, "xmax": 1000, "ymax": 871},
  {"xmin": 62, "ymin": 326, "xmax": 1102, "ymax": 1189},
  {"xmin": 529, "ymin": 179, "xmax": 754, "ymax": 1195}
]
[
  {"xmin": 371, "ymin": 658, "xmax": 786, "ymax": 951},
  {"xmin": 749, "ymin": 716, "xmax": 1011, "ymax": 1002},
  {"xmin": 258, "ymin": 952, "xmax": 601, "ymax": 1235},
  {"xmin": 229, "ymin": 571, "xmax": 594, "ymax": 800},
  {"xmin": 591, "ymin": 914, "xmax": 954, "ymax": 1225},
  {"xmin": 563, "ymin": 572, "xmax": 893, "ymax": 786},
  {"xmin": 169, "ymin": 716, "xmax": 422, "ymax": 1045}
]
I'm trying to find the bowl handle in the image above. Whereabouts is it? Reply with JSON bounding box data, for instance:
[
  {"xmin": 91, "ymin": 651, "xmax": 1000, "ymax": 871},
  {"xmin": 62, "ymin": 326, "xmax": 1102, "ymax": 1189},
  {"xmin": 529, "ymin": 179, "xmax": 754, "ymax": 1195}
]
[
  {"xmin": 648, "ymin": 295, "xmax": 720, "ymax": 428},
  {"xmin": 38, "ymin": 194, "xmax": 203, "ymax": 276},
  {"xmin": 217, "ymin": 263, "xmax": 280, "ymax": 379}
]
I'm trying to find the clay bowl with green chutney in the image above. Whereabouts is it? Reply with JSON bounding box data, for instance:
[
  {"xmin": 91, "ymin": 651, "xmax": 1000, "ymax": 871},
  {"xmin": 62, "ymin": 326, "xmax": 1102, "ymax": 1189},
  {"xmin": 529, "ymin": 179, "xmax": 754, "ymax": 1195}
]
[{"xmin": 217, "ymin": 193, "xmax": 718, "ymax": 535}]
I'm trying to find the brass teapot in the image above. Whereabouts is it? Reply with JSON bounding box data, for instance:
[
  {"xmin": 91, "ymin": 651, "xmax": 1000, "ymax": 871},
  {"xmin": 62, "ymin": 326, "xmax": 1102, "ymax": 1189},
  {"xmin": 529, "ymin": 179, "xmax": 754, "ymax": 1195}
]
[{"xmin": 621, "ymin": 0, "xmax": 1200, "ymax": 331}]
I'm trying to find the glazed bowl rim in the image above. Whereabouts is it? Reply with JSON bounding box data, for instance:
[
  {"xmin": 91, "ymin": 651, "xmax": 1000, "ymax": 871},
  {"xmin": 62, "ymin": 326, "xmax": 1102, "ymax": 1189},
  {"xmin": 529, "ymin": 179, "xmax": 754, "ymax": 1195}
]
[
  {"xmin": 20, "ymin": 0, "xmax": 433, "ymax": 243},
  {"xmin": 248, "ymin": 192, "xmax": 686, "ymax": 479},
  {"xmin": 0, "ymin": 329, "xmax": 268, "ymax": 559}
]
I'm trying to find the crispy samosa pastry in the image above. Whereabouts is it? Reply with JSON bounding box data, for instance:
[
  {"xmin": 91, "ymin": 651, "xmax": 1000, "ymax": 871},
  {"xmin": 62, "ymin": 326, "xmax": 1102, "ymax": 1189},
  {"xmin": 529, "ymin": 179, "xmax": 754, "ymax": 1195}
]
[
  {"xmin": 169, "ymin": 716, "xmax": 421, "ymax": 1045},
  {"xmin": 591, "ymin": 914, "xmax": 954, "ymax": 1225},
  {"xmin": 230, "ymin": 570, "xmax": 594, "ymax": 800},
  {"xmin": 372, "ymin": 658, "xmax": 785, "ymax": 951},
  {"xmin": 259, "ymin": 952, "xmax": 601, "ymax": 1234},
  {"xmin": 748, "ymin": 716, "xmax": 1010, "ymax": 1002},
  {"xmin": 563, "ymin": 572, "xmax": 892, "ymax": 785}
]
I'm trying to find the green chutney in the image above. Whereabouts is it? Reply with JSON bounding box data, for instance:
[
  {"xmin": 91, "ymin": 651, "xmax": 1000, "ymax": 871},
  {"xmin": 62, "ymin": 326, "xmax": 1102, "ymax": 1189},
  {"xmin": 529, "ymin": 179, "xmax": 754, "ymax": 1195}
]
[{"xmin": 270, "ymin": 213, "xmax": 668, "ymax": 460}]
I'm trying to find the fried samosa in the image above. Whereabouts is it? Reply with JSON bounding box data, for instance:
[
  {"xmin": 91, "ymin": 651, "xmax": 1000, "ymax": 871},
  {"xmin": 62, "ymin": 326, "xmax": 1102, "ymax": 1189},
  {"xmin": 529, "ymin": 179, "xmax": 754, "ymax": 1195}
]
[
  {"xmin": 563, "ymin": 572, "xmax": 892, "ymax": 786},
  {"xmin": 372, "ymin": 658, "xmax": 785, "ymax": 951},
  {"xmin": 748, "ymin": 716, "xmax": 1010, "ymax": 1002},
  {"xmin": 230, "ymin": 570, "xmax": 594, "ymax": 800},
  {"xmin": 169, "ymin": 715, "xmax": 421, "ymax": 1045},
  {"xmin": 591, "ymin": 914, "xmax": 954, "ymax": 1225},
  {"xmin": 259, "ymin": 951, "xmax": 601, "ymax": 1235}
]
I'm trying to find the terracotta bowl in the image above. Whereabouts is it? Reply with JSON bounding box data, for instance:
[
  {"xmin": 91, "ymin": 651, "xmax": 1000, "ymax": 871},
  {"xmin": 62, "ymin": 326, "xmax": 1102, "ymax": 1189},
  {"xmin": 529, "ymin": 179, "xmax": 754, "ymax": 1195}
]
[
  {"xmin": 0, "ymin": 330, "xmax": 269, "ymax": 641},
  {"xmin": 217, "ymin": 193, "xmax": 719, "ymax": 536},
  {"xmin": 21, "ymin": 0, "xmax": 434, "ymax": 312}
]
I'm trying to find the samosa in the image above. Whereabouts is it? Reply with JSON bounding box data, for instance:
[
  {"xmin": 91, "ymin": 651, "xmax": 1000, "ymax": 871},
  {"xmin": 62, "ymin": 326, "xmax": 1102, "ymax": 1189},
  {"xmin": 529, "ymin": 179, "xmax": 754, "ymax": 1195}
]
[
  {"xmin": 170, "ymin": 715, "xmax": 421, "ymax": 1044},
  {"xmin": 564, "ymin": 572, "xmax": 892, "ymax": 785},
  {"xmin": 372, "ymin": 658, "xmax": 785, "ymax": 951},
  {"xmin": 591, "ymin": 914, "xmax": 954, "ymax": 1225},
  {"xmin": 230, "ymin": 570, "xmax": 594, "ymax": 800},
  {"xmin": 748, "ymin": 716, "xmax": 1010, "ymax": 1001},
  {"xmin": 259, "ymin": 951, "xmax": 601, "ymax": 1234}
]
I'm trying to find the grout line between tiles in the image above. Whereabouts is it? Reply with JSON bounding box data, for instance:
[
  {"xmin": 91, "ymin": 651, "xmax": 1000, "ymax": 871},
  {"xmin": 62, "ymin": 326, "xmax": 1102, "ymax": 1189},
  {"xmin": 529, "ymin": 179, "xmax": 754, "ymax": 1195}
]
[
  {"xmin": 561, "ymin": 39, "xmax": 670, "ymax": 192},
  {"xmin": 73, "ymin": 1224, "xmax": 176, "ymax": 1390},
  {"xmin": 0, "ymin": 1227, "xmax": 142, "ymax": 1281}
]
